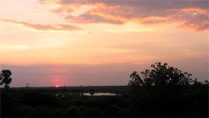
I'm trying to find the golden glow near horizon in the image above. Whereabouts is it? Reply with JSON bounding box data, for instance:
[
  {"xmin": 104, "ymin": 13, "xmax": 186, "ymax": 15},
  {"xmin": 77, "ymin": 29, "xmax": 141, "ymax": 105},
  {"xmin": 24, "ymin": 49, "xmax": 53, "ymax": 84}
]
[{"xmin": 0, "ymin": 0, "xmax": 208, "ymax": 87}]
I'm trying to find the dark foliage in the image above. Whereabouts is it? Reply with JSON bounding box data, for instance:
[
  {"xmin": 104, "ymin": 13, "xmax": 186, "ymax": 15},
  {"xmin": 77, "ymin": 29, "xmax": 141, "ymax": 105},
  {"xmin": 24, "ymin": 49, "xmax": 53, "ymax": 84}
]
[
  {"xmin": 1, "ymin": 85, "xmax": 207, "ymax": 118},
  {"xmin": 0, "ymin": 69, "xmax": 12, "ymax": 88},
  {"xmin": 127, "ymin": 62, "xmax": 208, "ymax": 118},
  {"xmin": 128, "ymin": 62, "xmax": 193, "ymax": 88}
]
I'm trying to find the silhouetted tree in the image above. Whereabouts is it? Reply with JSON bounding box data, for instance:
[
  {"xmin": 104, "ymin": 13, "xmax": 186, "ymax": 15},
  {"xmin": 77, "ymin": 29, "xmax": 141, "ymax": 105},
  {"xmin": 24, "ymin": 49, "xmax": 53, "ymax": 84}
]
[
  {"xmin": 0, "ymin": 70, "xmax": 12, "ymax": 88},
  {"xmin": 204, "ymin": 80, "xmax": 208, "ymax": 85},
  {"xmin": 128, "ymin": 71, "xmax": 144, "ymax": 88},
  {"xmin": 128, "ymin": 62, "xmax": 194, "ymax": 87}
]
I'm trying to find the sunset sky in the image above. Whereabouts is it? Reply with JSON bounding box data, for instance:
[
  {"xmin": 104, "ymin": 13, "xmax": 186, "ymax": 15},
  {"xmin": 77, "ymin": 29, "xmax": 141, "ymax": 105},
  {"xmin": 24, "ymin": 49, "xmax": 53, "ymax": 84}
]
[{"xmin": 0, "ymin": 0, "xmax": 208, "ymax": 87}]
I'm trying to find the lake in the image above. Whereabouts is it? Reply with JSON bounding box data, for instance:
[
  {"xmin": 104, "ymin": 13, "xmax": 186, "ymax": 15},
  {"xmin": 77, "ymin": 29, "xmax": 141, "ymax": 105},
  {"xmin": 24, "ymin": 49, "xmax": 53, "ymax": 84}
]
[
  {"xmin": 83, "ymin": 92, "xmax": 119, "ymax": 96},
  {"xmin": 56, "ymin": 92, "xmax": 120, "ymax": 97}
]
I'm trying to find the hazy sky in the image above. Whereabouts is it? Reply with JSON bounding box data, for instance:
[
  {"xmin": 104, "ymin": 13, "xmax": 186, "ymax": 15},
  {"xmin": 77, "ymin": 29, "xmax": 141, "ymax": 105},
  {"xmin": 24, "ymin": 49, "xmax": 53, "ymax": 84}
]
[{"xmin": 0, "ymin": 0, "xmax": 208, "ymax": 87}]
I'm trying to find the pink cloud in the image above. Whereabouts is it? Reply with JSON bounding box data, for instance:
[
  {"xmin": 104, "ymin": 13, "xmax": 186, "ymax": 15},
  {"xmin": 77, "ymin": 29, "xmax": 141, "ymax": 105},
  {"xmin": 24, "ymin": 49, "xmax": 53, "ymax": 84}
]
[
  {"xmin": 39, "ymin": 0, "xmax": 209, "ymax": 31},
  {"xmin": 0, "ymin": 19, "xmax": 82, "ymax": 31}
]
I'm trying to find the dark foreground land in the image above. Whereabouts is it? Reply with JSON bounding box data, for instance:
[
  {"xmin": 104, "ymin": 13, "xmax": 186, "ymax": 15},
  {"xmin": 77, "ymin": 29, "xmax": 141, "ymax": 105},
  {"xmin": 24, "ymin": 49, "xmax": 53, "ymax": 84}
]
[{"xmin": 1, "ymin": 85, "xmax": 208, "ymax": 118}]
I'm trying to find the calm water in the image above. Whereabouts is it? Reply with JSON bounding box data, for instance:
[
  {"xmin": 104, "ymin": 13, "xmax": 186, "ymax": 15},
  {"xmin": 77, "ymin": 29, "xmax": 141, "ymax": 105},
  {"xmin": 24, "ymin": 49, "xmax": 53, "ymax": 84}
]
[
  {"xmin": 83, "ymin": 92, "xmax": 118, "ymax": 96},
  {"xmin": 56, "ymin": 92, "xmax": 119, "ymax": 97}
]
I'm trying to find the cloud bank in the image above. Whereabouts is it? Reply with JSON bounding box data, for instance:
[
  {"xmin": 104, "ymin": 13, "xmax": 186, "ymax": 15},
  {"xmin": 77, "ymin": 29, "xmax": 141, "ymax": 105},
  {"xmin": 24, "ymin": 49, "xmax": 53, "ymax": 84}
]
[{"xmin": 40, "ymin": 0, "xmax": 209, "ymax": 31}]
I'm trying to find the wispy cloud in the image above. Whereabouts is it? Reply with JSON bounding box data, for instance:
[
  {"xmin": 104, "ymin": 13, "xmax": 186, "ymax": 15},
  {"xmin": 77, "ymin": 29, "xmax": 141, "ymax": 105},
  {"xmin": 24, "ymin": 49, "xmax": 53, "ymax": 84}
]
[{"xmin": 0, "ymin": 19, "xmax": 82, "ymax": 31}]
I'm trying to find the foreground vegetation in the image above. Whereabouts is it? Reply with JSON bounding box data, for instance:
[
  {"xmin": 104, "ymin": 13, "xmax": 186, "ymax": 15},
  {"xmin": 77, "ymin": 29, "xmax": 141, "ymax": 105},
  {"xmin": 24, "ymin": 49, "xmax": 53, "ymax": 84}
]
[
  {"xmin": 1, "ymin": 84, "xmax": 208, "ymax": 118},
  {"xmin": 1, "ymin": 62, "xmax": 208, "ymax": 118}
]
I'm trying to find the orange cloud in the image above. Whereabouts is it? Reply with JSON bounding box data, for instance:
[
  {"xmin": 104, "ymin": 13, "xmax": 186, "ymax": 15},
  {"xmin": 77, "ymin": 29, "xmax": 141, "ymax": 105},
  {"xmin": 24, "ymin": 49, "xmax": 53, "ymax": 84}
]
[
  {"xmin": 39, "ymin": 0, "xmax": 209, "ymax": 31},
  {"xmin": 0, "ymin": 19, "xmax": 82, "ymax": 31}
]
